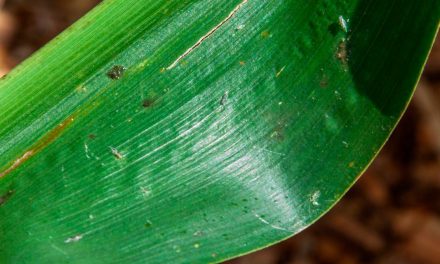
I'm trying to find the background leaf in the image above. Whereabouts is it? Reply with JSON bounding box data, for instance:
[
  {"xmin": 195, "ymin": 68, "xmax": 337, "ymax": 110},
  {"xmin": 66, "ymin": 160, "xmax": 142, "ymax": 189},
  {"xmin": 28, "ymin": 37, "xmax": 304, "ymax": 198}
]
[{"xmin": 0, "ymin": 0, "xmax": 438, "ymax": 263}]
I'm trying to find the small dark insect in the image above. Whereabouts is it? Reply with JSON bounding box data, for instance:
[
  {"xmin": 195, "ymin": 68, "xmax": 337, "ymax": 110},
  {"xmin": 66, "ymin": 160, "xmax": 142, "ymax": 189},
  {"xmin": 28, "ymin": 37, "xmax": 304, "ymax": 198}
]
[
  {"xmin": 107, "ymin": 65, "xmax": 126, "ymax": 80},
  {"xmin": 88, "ymin": 134, "xmax": 96, "ymax": 140},
  {"xmin": 142, "ymin": 99, "xmax": 154, "ymax": 108},
  {"xmin": 220, "ymin": 91, "xmax": 228, "ymax": 106},
  {"xmin": 110, "ymin": 147, "xmax": 124, "ymax": 160}
]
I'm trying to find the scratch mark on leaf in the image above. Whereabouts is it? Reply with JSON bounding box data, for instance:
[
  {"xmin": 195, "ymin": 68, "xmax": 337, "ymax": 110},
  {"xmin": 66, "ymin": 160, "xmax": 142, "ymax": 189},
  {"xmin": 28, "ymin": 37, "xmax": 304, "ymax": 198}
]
[
  {"xmin": 65, "ymin": 234, "xmax": 83, "ymax": 244},
  {"xmin": 255, "ymin": 214, "xmax": 291, "ymax": 232},
  {"xmin": 51, "ymin": 244, "xmax": 68, "ymax": 256},
  {"xmin": 276, "ymin": 66, "xmax": 286, "ymax": 78},
  {"xmin": 166, "ymin": 0, "xmax": 248, "ymax": 70},
  {"xmin": 338, "ymin": 15, "xmax": 349, "ymax": 32},
  {"xmin": 262, "ymin": 148, "xmax": 286, "ymax": 157},
  {"xmin": 84, "ymin": 143, "xmax": 91, "ymax": 159}
]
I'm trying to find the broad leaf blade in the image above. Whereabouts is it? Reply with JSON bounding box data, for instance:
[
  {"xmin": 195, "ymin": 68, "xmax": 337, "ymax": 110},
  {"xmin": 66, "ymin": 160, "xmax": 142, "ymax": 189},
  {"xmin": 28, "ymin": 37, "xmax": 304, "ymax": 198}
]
[{"xmin": 0, "ymin": 0, "xmax": 439, "ymax": 263}]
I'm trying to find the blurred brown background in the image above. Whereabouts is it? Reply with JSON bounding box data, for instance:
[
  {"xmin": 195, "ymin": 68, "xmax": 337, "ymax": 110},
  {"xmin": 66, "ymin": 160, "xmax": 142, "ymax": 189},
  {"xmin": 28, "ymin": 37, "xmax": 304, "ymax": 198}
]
[{"xmin": 0, "ymin": 1, "xmax": 439, "ymax": 263}]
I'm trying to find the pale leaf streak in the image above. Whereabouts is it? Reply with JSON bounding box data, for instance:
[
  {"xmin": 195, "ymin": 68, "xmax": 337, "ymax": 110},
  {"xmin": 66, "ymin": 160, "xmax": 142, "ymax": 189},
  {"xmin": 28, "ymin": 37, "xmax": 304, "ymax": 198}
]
[
  {"xmin": 276, "ymin": 66, "xmax": 286, "ymax": 78},
  {"xmin": 0, "ymin": 151, "xmax": 33, "ymax": 179},
  {"xmin": 64, "ymin": 234, "xmax": 83, "ymax": 244},
  {"xmin": 259, "ymin": 148, "xmax": 286, "ymax": 157},
  {"xmin": 166, "ymin": 0, "xmax": 248, "ymax": 70},
  {"xmin": 255, "ymin": 214, "xmax": 291, "ymax": 232},
  {"xmin": 51, "ymin": 244, "xmax": 68, "ymax": 256}
]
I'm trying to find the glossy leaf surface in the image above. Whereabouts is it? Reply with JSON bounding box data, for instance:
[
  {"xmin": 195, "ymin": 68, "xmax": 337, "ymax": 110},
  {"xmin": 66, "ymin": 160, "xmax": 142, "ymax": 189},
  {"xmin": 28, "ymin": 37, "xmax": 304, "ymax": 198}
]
[{"xmin": 0, "ymin": 0, "xmax": 439, "ymax": 263}]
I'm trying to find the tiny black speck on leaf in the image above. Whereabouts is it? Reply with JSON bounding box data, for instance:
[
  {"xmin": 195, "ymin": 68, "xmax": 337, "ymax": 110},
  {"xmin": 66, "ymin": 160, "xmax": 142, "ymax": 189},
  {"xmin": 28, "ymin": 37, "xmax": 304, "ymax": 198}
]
[
  {"xmin": 220, "ymin": 92, "xmax": 228, "ymax": 106},
  {"xmin": 0, "ymin": 190, "xmax": 15, "ymax": 207},
  {"xmin": 107, "ymin": 65, "xmax": 126, "ymax": 80},
  {"xmin": 142, "ymin": 99, "xmax": 154, "ymax": 108}
]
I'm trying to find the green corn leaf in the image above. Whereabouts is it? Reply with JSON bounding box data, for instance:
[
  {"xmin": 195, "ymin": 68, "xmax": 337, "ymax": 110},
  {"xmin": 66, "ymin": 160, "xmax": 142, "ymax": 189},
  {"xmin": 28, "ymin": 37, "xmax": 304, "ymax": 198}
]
[{"xmin": 0, "ymin": 0, "xmax": 438, "ymax": 263}]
